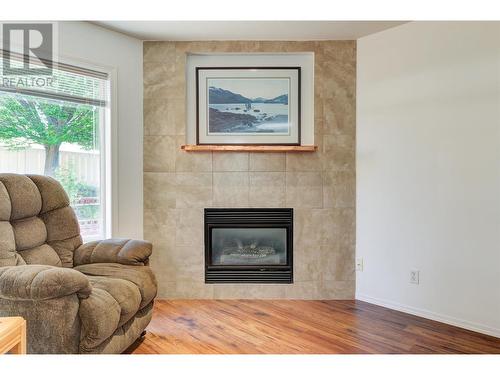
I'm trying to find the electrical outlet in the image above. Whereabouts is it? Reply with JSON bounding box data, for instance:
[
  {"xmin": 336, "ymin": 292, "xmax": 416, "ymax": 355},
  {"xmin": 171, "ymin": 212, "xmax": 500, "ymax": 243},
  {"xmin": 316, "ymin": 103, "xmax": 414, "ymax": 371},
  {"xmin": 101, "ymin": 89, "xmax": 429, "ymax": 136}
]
[
  {"xmin": 355, "ymin": 258, "xmax": 363, "ymax": 271},
  {"xmin": 410, "ymin": 270, "xmax": 420, "ymax": 284}
]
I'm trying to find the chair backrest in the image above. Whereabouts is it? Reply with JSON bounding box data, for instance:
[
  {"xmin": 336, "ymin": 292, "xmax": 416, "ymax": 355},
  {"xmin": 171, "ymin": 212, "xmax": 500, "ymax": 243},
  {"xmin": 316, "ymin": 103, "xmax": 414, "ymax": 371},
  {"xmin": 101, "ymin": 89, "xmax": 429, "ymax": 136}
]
[{"xmin": 0, "ymin": 174, "xmax": 82, "ymax": 268}]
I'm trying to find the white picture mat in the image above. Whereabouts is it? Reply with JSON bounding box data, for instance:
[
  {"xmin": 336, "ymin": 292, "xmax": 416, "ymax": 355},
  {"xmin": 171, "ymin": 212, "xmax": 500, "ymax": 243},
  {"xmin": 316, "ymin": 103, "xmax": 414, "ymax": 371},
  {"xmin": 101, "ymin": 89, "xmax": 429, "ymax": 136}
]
[
  {"xmin": 197, "ymin": 68, "xmax": 300, "ymax": 144},
  {"xmin": 186, "ymin": 53, "xmax": 315, "ymax": 145}
]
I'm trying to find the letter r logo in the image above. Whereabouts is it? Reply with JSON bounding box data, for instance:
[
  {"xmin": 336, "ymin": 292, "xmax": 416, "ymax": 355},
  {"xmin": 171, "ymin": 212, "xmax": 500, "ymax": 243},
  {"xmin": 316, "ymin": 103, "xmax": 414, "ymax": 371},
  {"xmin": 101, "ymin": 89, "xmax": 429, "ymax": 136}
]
[{"xmin": 2, "ymin": 23, "xmax": 53, "ymax": 76}]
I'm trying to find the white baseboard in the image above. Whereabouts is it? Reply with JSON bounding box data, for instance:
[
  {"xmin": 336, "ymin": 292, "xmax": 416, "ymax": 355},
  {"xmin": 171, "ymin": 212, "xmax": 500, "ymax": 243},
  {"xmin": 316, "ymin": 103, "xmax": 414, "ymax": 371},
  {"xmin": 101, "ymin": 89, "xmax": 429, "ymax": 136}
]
[{"xmin": 356, "ymin": 293, "xmax": 500, "ymax": 339}]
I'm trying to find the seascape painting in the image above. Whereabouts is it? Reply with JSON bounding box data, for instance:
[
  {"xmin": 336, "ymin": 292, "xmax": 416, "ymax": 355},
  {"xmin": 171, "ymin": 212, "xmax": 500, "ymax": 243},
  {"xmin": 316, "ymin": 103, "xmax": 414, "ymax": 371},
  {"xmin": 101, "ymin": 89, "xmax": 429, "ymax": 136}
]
[
  {"xmin": 196, "ymin": 67, "xmax": 300, "ymax": 145},
  {"xmin": 207, "ymin": 78, "xmax": 290, "ymax": 134}
]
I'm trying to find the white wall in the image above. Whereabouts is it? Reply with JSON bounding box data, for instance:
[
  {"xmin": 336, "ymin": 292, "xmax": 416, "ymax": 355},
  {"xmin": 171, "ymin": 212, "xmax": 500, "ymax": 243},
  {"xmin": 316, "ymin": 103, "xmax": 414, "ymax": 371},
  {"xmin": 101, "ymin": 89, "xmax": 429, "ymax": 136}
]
[
  {"xmin": 58, "ymin": 22, "xmax": 143, "ymax": 239},
  {"xmin": 356, "ymin": 21, "xmax": 500, "ymax": 337}
]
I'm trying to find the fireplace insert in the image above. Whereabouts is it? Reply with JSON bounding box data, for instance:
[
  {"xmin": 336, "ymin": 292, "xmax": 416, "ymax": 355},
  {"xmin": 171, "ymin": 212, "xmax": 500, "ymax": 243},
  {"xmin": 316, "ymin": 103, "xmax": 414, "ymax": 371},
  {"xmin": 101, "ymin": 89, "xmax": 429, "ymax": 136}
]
[{"xmin": 204, "ymin": 208, "xmax": 293, "ymax": 283}]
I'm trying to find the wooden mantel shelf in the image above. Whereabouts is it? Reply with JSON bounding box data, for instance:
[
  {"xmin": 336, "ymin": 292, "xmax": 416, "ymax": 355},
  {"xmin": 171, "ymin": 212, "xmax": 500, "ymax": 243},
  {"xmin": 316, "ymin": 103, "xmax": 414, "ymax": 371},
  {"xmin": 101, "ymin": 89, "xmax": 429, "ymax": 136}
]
[{"xmin": 181, "ymin": 145, "xmax": 317, "ymax": 152}]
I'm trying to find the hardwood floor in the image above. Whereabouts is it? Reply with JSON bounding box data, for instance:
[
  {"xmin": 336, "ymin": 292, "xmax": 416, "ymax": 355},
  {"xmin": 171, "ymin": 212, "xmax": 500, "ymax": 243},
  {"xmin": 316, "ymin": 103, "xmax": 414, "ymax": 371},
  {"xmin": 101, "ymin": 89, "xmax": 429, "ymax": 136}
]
[{"xmin": 125, "ymin": 299, "xmax": 500, "ymax": 354}]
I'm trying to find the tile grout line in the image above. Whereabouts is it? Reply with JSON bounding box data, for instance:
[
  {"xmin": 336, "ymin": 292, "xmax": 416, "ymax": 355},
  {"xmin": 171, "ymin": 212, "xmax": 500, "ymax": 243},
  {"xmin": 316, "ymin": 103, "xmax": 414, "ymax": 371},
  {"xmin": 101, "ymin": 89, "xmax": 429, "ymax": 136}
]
[
  {"xmin": 284, "ymin": 154, "xmax": 288, "ymax": 207},
  {"xmin": 246, "ymin": 152, "xmax": 250, "ymax": 206},
  {"xmin": 211, "ymin": 151, "xmax": 214, "ymax": 207}
]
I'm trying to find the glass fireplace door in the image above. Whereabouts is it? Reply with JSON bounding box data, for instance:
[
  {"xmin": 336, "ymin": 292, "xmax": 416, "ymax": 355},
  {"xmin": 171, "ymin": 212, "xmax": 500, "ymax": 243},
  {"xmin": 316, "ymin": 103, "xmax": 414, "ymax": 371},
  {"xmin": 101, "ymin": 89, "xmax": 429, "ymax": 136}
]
[{"xmin": 211, "ymin": 227, "xmax": 287, "ymax": 266}]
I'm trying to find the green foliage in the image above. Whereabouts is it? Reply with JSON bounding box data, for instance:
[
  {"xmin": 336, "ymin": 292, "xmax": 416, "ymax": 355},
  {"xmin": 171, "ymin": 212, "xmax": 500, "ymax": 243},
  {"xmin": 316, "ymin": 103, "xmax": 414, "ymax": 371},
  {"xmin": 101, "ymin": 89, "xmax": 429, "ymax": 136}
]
[
  {"xmin": 0, "ymin": 95, "xmax": 96, "ymax": 150},
  {"xmin": 75, "ymin": 204, "xmax": 100, "ymax": 221},
  {"xmin": 54, "ymin": 166, "xmax": 80, "ymax": 203},
  {"xmin": 75, "ymin": 183, "xmax": 98, "ymax": 198},
  {"xmin": 55, "ymin": 166, "xmax": 100, "ymax": 221}
]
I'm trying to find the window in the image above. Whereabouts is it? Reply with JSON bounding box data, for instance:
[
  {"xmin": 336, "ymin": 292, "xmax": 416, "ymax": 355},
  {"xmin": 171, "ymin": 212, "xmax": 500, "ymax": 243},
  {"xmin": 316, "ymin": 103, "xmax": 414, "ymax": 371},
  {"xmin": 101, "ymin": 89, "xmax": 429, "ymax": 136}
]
[{"xmin": 0, "ymin": 52, "xmax": 110, "ymax": 240}]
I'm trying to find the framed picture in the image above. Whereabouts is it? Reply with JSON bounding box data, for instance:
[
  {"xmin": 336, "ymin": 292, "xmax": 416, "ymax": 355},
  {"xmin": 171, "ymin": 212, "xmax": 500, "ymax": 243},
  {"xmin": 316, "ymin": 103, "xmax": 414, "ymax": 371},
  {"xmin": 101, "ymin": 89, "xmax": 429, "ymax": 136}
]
[{"xmin": 196, "ymin": 67, "xmax": 301, "ymax": 145}]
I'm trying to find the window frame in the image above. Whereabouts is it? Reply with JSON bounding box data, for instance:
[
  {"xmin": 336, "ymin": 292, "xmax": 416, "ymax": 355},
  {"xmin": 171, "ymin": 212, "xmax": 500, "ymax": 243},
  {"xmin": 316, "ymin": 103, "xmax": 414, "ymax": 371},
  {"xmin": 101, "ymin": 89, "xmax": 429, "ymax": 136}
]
[
  {"xmin": 57, "ymin": 55, "xmax": 117, "ymax": 241},
  {"xmin": 1, "ymin": 52, "xmax": 116, "ymax": 240}
]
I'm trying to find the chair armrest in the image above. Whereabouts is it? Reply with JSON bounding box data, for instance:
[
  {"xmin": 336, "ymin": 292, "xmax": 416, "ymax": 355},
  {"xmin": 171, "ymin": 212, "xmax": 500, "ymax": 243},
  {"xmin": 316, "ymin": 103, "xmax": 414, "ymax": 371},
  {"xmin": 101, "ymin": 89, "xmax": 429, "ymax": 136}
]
[
  {"xmin": 73, "ymin": 239, "xmax": 153, "ymax": 267},
  {"xmin": 0, "ymin": 265, "xmax": 92, "ymax": 301}
]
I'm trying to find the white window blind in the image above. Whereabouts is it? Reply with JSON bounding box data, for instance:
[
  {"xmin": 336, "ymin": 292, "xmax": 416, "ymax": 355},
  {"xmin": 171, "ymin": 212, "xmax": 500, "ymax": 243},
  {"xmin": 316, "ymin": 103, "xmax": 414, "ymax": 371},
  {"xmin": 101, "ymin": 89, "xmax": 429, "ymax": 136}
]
[{"xmin": 0, "ymin": 50, "xmax": 109, "ymax": 107}]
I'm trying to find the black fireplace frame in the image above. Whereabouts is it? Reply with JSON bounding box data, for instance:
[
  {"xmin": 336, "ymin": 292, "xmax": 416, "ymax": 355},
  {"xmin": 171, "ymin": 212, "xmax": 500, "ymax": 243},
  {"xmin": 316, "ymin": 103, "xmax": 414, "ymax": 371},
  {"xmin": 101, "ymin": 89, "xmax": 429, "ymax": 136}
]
[{"xmin": 204, "ymin": 208, "xmax": 293, "ymax": 284}]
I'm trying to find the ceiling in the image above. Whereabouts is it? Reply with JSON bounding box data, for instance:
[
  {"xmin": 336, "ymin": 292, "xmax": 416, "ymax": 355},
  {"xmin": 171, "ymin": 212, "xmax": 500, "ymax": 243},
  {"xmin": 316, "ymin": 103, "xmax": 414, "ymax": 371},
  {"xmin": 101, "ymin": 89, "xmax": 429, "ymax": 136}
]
[{"xmin": 93, "ymin": 21, "xmax": 407, "ymax": 41}]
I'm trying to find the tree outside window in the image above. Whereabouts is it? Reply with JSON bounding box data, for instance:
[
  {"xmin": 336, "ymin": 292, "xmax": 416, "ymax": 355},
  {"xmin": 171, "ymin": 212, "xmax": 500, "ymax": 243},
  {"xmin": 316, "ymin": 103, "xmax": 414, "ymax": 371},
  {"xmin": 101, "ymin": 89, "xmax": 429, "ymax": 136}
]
[{"xmin": 0, "ymin": 96, "xmax": 96, "ymax": 176}]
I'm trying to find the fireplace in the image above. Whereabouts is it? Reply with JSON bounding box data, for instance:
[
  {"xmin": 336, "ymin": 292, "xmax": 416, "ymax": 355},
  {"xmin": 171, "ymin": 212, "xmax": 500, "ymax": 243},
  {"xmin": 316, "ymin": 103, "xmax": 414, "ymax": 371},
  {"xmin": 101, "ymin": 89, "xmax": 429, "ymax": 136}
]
[{"xmin": 204, "ymin": 208, "xmax": 293, "ymax": 283}]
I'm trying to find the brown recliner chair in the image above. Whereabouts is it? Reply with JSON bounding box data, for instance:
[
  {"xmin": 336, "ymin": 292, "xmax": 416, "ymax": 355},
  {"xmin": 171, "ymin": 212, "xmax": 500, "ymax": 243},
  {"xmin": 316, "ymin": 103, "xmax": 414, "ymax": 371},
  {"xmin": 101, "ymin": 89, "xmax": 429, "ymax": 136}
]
[{"xmin": 0, "ymin": 173, "xmax": 157, "ymax": 353}]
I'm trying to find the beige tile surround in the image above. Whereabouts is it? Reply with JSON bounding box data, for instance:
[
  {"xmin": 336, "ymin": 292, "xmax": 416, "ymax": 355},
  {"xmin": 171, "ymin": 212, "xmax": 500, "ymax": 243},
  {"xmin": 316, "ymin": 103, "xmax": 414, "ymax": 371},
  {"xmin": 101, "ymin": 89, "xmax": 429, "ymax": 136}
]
[{"xmin": 143, "ymin": 41, "xmax": 356, "ymax": 299}]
